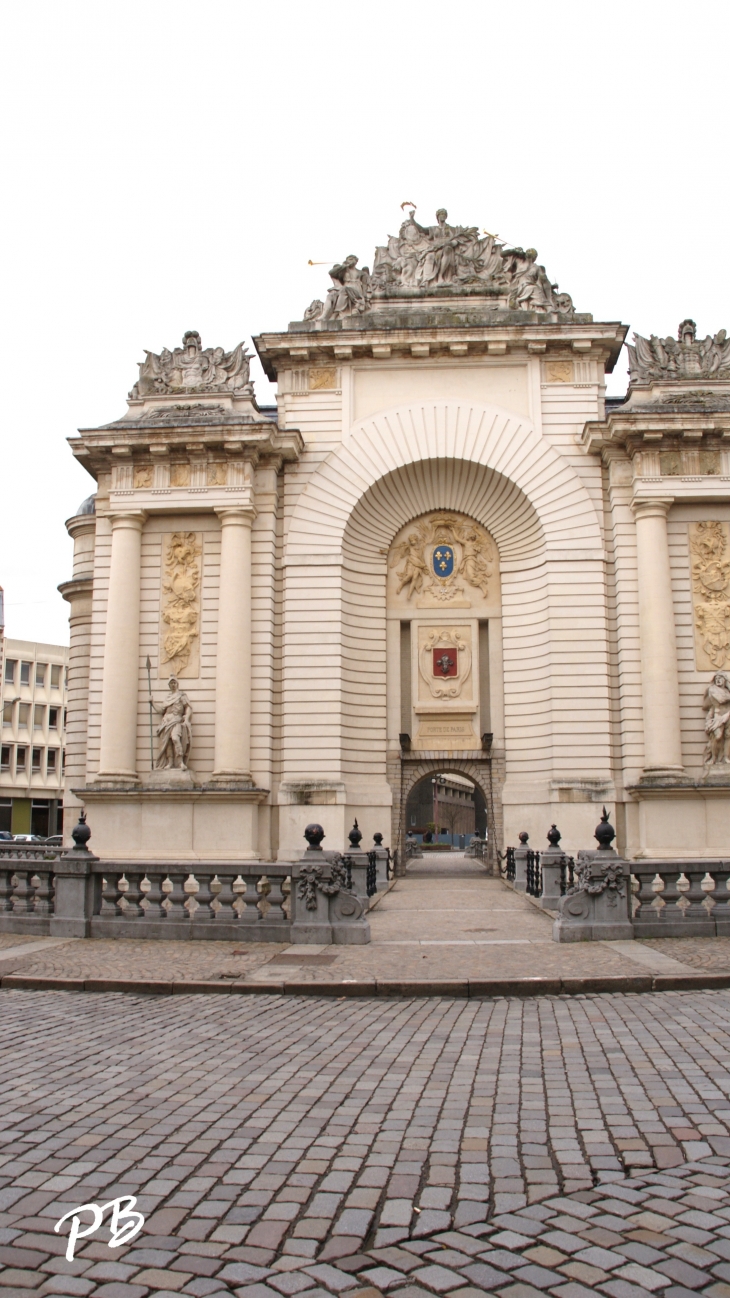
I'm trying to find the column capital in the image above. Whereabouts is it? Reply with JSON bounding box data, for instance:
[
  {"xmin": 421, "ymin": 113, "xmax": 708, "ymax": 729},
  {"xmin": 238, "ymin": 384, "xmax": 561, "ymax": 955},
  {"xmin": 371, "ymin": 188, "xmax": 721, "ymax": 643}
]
[
  {"xmin": 631, "ymin": 497, "xmax": 673, "ymax": 520},
  {"xmin": 215, "ymin": 505, "xmax": 257, "ymax": 525},
  {"xmin": 108, "ymin": 510, "xmax": 148, "ymax": 530}
]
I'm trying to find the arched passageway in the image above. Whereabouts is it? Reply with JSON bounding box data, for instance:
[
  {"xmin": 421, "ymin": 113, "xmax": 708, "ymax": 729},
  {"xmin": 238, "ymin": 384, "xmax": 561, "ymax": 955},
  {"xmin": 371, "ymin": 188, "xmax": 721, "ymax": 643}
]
[{"xmin": 405, "ymin": 770, "xmax": 486, "ymax": 848}]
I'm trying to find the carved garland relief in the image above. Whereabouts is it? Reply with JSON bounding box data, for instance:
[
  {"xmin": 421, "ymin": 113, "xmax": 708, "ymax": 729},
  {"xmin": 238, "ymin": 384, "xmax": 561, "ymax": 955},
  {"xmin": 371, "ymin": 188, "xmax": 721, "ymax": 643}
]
[
  {"xmin": 689, "ymin": 521, "xmax": 730, "ymax": 671},
  {"xmin": 159, "ymin": 531, "xmax": 202, "ymax": 678}
]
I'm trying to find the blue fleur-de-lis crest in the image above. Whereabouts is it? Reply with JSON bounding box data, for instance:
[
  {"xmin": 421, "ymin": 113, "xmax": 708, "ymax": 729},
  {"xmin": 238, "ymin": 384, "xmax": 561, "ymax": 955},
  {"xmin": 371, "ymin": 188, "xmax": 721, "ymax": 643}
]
[{"xmin": 432, "ymin": 545, "xmax": 454, "ymax": 578}]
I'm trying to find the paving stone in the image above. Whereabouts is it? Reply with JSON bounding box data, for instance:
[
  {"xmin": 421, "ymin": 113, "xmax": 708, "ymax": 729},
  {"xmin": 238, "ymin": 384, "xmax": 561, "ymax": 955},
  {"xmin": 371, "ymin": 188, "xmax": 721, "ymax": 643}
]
[{"xmin": 460, "ymin": 1260, "xmax": 510, "ymax": 1288}]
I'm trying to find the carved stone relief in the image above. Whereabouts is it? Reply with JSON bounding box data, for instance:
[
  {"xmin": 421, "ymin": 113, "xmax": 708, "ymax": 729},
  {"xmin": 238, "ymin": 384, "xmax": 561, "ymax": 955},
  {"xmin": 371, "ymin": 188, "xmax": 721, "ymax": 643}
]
[
  {"xmin": 133, "ymin": 464, "xmax": 153, "ymax": 489},
  {"xmin": 303, "ymin": 207, "xmax": 575, "ymax": 321},
  {"xmin": 131, "ymin": 331, "xmax": 253, "ymax": 398},
  {"xmin": 689, "ymin": 521, "xmax": 730, "ymax": 671},
  {"xmin": 545, "ymin": 361, "xmax": 573, "ymax": 383},
  {"xmin": 170, "ymin": 462, "xmax": 191, "ymax": 488},
  {"xmin": 628, "ymin": 320, "xmax": 730, "ymax": 384},
  {"xmin": 206, "ymin": 461, "xmax": 226, "ymax": 486},
  {"xmin": 418, "ymin": 628, "xmax": 472, "ymax": 701},
  {"xmin": 388, "ymin": 512, "xmax": 496, "ymax": 609},
  {"xmin": 309, "ymin": 367, "xmax": 337, "ymax": 390},
  {"xmin": 159, "ymin": 531, "xmax": 202, "ymax": 678},
  {"xmin": 414, "ymin": 625, "xmax": 476, "ymax": 751}
]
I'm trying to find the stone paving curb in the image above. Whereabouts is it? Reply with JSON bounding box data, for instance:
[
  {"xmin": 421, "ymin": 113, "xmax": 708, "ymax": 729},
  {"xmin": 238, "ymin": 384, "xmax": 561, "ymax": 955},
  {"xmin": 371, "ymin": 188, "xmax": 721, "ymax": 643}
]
[{"xmin": 4, "ymin": 969, "xmax": 730, "ymax": 995}]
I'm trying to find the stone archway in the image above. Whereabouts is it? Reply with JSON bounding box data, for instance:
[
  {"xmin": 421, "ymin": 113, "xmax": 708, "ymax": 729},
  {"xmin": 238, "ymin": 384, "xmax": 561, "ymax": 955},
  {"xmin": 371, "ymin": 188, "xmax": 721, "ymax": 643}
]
[{"xmin": 393, "ymin": 753, "xmax": 503, "ymax": 873}]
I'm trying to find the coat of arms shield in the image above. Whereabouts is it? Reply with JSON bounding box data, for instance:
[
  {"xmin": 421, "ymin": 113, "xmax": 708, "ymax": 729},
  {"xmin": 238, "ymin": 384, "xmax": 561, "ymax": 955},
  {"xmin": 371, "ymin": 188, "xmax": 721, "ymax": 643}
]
[{"xmin": 432, "ymin": 545, "xmax": 454, "ymax": 578}]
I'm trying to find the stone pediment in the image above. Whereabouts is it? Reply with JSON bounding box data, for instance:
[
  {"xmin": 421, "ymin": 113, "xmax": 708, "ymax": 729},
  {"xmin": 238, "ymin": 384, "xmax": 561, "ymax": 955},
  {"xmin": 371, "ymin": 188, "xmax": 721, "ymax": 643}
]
[{"xmin": 297, "ymin": 205, "xmax": 582, "ymax": 330}]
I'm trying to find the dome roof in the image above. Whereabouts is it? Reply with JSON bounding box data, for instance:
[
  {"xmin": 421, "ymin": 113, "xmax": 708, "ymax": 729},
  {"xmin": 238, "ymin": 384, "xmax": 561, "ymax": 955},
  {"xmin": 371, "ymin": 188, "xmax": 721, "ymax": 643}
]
[{"xmin": 76, "ymin": 494, "xmax": 96, "ymax": 516}]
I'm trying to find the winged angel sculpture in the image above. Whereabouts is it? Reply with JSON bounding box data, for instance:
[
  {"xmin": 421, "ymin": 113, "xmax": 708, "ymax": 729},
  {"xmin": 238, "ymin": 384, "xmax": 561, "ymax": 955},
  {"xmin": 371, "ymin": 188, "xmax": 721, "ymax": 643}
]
[
  {"xmin": 131, "ymin": 331, "xmax": 253, "ymax": 398},
  {"xmin": 303, "ymin": 208, "xmax": 575, "ymax": 321},
  {"xmin": 390, "ymin": 515, "xmax": 493, "ymax": 604}
]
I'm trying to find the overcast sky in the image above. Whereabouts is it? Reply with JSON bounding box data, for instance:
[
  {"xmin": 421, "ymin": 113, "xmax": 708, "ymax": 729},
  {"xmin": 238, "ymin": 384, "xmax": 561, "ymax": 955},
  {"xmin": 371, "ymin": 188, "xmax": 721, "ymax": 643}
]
[{"xmin": 2, "ymin": 0, "xmax": 728, "ymax": 644}]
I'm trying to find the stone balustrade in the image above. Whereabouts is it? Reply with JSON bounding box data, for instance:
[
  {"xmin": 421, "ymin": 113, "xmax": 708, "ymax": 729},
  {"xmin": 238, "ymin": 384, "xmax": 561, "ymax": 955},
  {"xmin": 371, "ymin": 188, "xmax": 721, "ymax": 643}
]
[
  {"xmin": 631, "ymin": 859, "xmax": 730, "ymax": 938},
  {"xmin": 0, "ymin": 846, "xmax": 371, "ymax": 944}
]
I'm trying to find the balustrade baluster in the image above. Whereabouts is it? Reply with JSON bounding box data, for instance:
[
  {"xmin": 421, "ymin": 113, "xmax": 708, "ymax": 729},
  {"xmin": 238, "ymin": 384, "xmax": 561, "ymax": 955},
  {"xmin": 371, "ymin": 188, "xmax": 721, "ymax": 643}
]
[
  {"xmin": 0, "ymin": 869, "xmax": 15, "ymax": 911},
  {"xmin": 282, "ymin": 875, "xmax": 292, "ymax": 920},
  {"xmin": 193, "ymin": 873, "xmax": 214, "ymax": 920},
  {"xmin": 144, "ymin": 872, "xmax": 166, "ymax": 918},
  {"xmin": 235, "ymin": 874, "xmax": 259, "ymax": 924},
  {"xmin": 123, "ymin": 873, "xmax": 145, "ymax": 918},
  {"xmin": 659, "ymin": 868, "xmax": 683, "ymax": 924},
  {"xmin": 264, "ymin": 874, "xmax": 285, "ymax": 923},
  {"xmin": 213, "ymin": 872, "xmax": 236, "ymax": 921},
  {"xmin": 634, "ymin": 870, "xmax": 659, "ymax": 922},
  {"xmin": 165, "ymin": 873, "xmax": 188, "ymax": 919},
  {"xmin": 256, "ymin": 875, "xmax": 272, "ymax": 919},
  {"xmin": 683, "ymin": 866, "xmax": 714, "ymax": 928},
  {"xmin": 714, "ymin": 866, "xmax": 730, "ymax": 934},
  {"xmin": 100, "ymin": 874, "xmax": 122, "ymax": 917},
  {"xmin": 33, "ymin": 870, "xmax": 54, "ymax": 916},
  {"xmin": 11, "ymin": 872, "xmax": 36, "ymax": 913}
]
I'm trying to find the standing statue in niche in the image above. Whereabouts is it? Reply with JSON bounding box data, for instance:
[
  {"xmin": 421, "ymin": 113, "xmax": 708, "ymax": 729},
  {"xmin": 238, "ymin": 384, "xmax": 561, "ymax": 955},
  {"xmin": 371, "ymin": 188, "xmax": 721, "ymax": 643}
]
[
  {"xmin": 702, "ymin": 671, "xmax": 730, "ymax": 768},
  {"xmin": 152, "ymin": 676, "xmax": 193, "ymax": 770}
]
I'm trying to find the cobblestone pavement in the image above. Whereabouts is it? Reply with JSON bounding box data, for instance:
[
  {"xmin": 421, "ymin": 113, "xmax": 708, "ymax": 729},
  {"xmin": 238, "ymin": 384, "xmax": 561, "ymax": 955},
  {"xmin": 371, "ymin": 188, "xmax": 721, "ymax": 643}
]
[
  {"xmin": 2, "ymin": 858, "xmax": 728, "ymax": 987},
  {"xmin": 1, "ymin": 989, "xmax": 730, "ymax": 1297}
]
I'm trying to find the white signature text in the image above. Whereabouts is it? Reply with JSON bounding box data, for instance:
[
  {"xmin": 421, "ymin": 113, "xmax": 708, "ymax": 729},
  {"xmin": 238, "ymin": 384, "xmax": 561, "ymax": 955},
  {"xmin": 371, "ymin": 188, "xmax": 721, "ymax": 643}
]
[{"xmin": 54, "ymin": 1196, "xmax": 145, "ymax": 1261}]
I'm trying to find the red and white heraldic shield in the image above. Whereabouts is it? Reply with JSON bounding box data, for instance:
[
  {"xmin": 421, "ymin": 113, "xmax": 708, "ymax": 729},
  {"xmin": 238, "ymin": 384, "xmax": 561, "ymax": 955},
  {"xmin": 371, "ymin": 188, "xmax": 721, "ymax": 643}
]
[{"xmin": 433, "ymin": 648, "xmax": 458, "ymax": 678}]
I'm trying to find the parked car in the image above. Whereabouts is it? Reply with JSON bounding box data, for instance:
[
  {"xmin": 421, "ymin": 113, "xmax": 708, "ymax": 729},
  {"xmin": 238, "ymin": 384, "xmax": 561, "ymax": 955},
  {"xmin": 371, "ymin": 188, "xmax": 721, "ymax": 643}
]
[
  {"xmin": 44, "ymin": 835, "xmax": 63, "ymax": 847},
  {"xmin": 12, "ymin": 834, "xmax": 45, "ymax": 843},
  {"xmin": 0, "ymin": 831, "xmax": 12, "ymax": 840}
]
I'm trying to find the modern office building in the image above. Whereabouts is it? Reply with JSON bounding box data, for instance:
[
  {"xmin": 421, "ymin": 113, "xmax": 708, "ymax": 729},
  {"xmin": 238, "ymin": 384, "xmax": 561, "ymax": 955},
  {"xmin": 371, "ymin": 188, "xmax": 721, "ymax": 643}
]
[{"xmin": 0, "ymin": 632, "xmax": 68, "ymax": 836}]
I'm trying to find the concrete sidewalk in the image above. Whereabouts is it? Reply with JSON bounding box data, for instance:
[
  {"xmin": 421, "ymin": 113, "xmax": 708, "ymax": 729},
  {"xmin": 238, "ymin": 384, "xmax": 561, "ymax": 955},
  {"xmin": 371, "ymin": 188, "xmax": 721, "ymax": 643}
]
[{"xmin": 2, "ymin": 853, "xmax": 730, "ymax": 996}]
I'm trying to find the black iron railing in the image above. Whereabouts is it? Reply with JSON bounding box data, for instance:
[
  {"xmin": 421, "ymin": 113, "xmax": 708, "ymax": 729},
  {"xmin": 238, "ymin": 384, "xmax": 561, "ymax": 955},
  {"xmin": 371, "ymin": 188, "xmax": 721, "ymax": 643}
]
[
  {"xmin": 526, "ymin": 850, "xmax": 542, "ymax": 898},
  {"xmin": 503, "ymin": 847, "xmax": 515, "ymax": 881},
  {"xmin": 560, "ymin": 857, "xmax": 575, "ymax": 894},
  {"xmin": 366, "ymin": 851, "xmax": 378, "ymax": 897}
]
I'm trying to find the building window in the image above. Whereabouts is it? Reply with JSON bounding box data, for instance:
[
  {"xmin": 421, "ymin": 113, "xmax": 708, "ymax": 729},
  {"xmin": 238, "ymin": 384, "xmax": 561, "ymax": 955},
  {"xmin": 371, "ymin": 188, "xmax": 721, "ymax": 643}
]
[
  {"xmin": 48, "ymin": 707, "xmax": 59, "ymax": 730},
  {"xmin": 0, "ymin": 800, "xmax": 10, "ymax": 835},
  {"xmin": 35, "ymin": 663, "xmax": 47, "ymax": 687},
  {"xmin": 34, "ymin": 705, "xmax": 46, "ymax": 730},
  {"xmin": 47, "ymin": 749, "xmax": 57, "ymax": 773},
  {"xmin": 61, "ymin": 749, "xmax": 66, "ymax": 774},
  {"xmin": 0, "ymin": 746, "xmax": 10, "ymax": 771},
  {"xmin": 32, "ymin": 748, "xmax": 43, "ymax": 772},
  {"xmin": 16, "ymin": 746, "xmax": 26, "ymax": 771},
  {"xmin": 18, "ymin": 703, "xmax": 29, "ymax": 728},
  {"xmin": 50, "ymin": 664, "xmax": 62, "ymax": 689},
  {"xmin": 63, "ymin": 708, "xmax": 68, "ymax": 728},
  {"xmin": 31, "ymin": 799, "xmax": 50, "ymax": 837},
  {"xmin": 2, "ymin": 702, "xmax": 12, "ymax": 727},
  {"xmin": 4, "ymin": 659, "xmax": 16, "ymax": 685},
  {"xmin": 20, "ymin": 662, "xmax": 31, "ymax": 686}
]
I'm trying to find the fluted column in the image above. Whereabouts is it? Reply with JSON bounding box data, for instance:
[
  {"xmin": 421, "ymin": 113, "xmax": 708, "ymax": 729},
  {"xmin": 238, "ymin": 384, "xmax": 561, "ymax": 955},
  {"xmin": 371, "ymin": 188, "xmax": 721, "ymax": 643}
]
[
  {"xmin": 213, "ymin": 506, "xmax": 256, "ymax": 781},
  {"xmin": 96, "ymin": 511, "xmax": 146, "ymax": 783},
  {"xmin": 632, "ymin": 499, "xmax": 684, "ymax": 776}
]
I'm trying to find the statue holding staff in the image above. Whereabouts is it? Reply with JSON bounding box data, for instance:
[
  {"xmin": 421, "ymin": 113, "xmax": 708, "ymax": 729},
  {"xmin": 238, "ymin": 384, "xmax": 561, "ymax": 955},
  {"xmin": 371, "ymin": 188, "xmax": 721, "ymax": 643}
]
[{"xmin": 151, "ymin": 676, "xmax": 193, "ymax": 770}]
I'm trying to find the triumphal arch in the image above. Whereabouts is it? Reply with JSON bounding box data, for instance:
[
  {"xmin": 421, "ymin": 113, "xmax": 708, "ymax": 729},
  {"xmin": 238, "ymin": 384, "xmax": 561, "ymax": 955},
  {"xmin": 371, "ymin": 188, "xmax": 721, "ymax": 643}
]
[{"xmin": 61, "ymin": 207, "xmax": 730, "ymax": 864}]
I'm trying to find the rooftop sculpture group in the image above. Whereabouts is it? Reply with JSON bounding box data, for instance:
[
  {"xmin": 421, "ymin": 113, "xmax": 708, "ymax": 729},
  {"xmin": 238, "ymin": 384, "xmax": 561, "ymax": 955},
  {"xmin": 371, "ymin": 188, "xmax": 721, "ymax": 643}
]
[
  {"xmin": 131, "ymin": 331, "xmax": 253, "ymax": 398},
  {"xmin": 627, "ymin": 319, "xmax": 730, "ymax": 384},
  {"xmin": 304, "ymin": 207, "xmax": 575, "ymax": 322}
]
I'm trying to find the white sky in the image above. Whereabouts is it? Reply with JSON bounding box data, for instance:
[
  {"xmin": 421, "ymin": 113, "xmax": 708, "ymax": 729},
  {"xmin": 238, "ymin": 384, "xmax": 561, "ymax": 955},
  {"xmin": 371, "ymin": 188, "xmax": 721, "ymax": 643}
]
[{"xmin": 1, "ymin": 0, "xmax": 728, "ymax": 644}]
